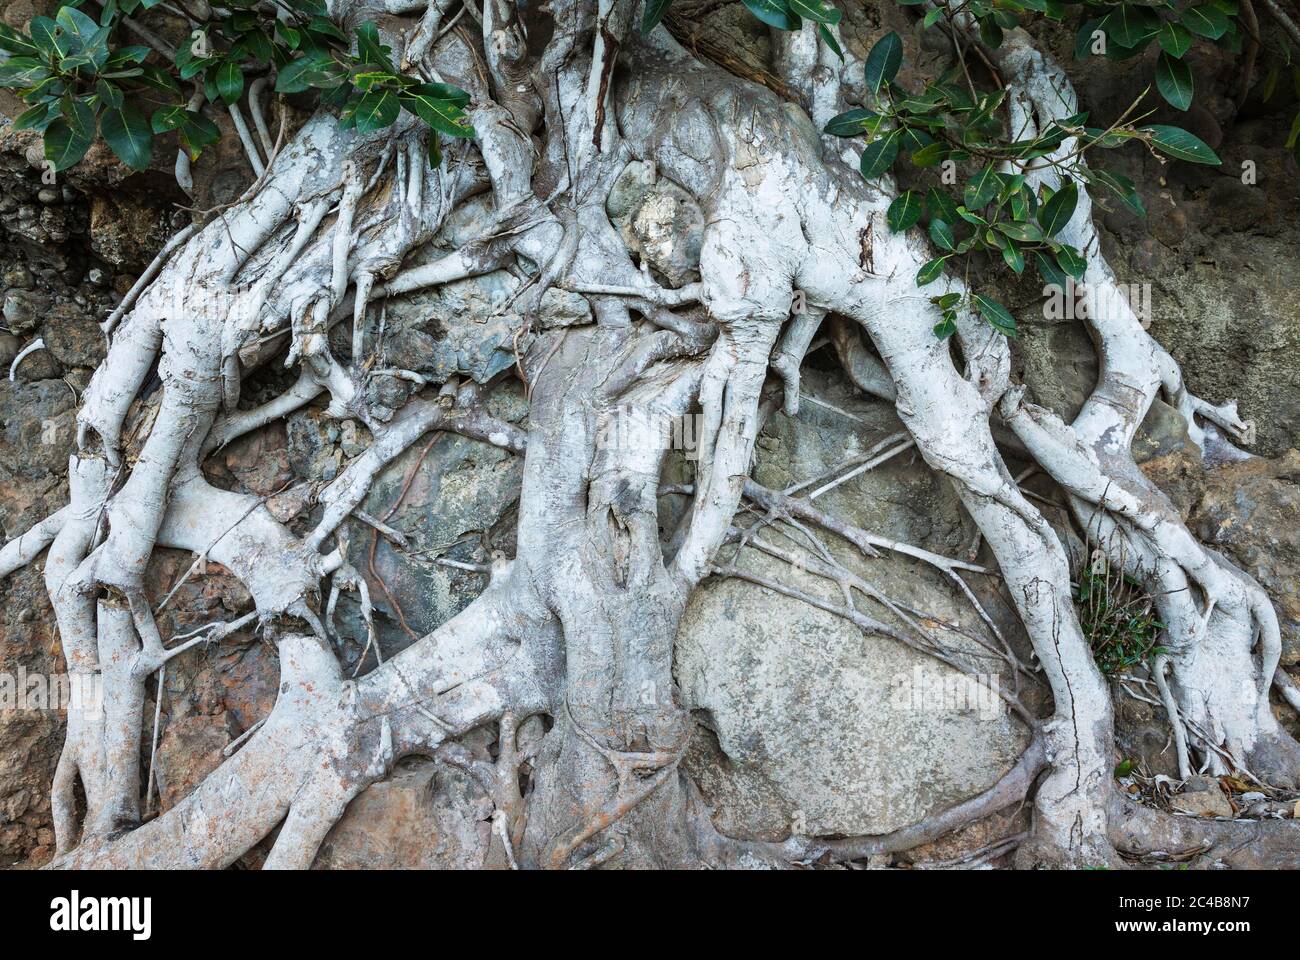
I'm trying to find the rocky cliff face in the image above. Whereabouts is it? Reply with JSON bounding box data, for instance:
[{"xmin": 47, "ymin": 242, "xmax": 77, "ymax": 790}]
[{"xmin": 1, "ymin": 7, "xmax": 1299, "ymax": 868}]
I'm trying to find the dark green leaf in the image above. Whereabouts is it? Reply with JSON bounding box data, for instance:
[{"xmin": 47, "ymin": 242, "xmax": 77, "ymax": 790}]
[
  {"xmin": 354, "ymin": 21, "xmax": 394, "ymax": 69},
  {"xmin": 964, "ymin": 165, "xmax": 999, "ymax": 209},
  {"xmin": 55, "ymin": 5, "xmax": 101, "ymax": 53},
  {"xmin": 352, "ymin": 87, "xmax": 400, "ymax": 133},
  {"xmin": 44, "ymin": 117, "xmax": 92, "ymax": 171},
  {"xmin": 887, "ymin": 190, "xmax": 923, "ymax": 232},
  {"xmin": 1056, "ymin": 244, "xmax": 1087, "ymax": 280},
  {"xmin": 926, "ymin": 187, "xmax": 960, "ymax": 225},
  {"xmin": 1101, "ymin": 4, "xmax": 1160, "ymax": 48},
  {"xmin": 100, "ymin": 100, "xmax": 153, "ymax": 170},
  {"xmin": 997, "ymin": 220, "xmax": 1044, "ymax": 242},
  {"xmin": 858, "ymin": 129, "xmax": 900, "ymax": 178},
  {"xmin": 818, "ymin": 23, "xmax": 843, "ymax": 60},
  {"xmin": 741, "ymin": 0, "xmax": 801, "ymax": 30},
  {"xmin": 1034, "ymin": 249, "xmax": 1067, "ymax": 289},
  {"xmin": 1038, "ymin": 179, "xmax": 1077, "ymax": 235},
  {"xmin": 973, "ymin": 292, "xmax": 1017, "ymax": 336},
  {"xmin": 788, "ymin": 0, "xmax": 840, "ymax": 24},
  {"xmin": 28, "ymin": 16, "xmax": 67, "ymax": 60},
  {"xmin": 400, "ymin": 88, "xmax": 475, "ymax": 137},
  {"xmin": 1155, "ymin": 51, "xmax": 1193, "ymax": 110},
  {"xmin": 1157, "ymin": 20, "xmax": 1192, "ymax": 57},
  {"xmin": 60, "ymin": 95, "xmax": 96, "ymax": 141},
  {"xmin": 1141, "ymin": 124, "xmax": 1221, "ymax": 164},
  {"xmin": 0, "ymin": 23, "xmax": 40, "ymax": 57},
  {"xmin": 1182, "ymin": 5, "xmax": 1230, "ymax": 39},
  {"xmin": 14, "ymin": 100, "xmax": 59, "ymax": 132},
  {"xmin": 929, "ymin": 218, "xmax": 956, "ymax": 250},
  {"xmin": 864, "ymin": 31, "xmax": 902, "ymax": 95},
  {"xmin": 917, "ymin": 255, "xmax": 949, "ymax": 285},
  {"xmin": 824, "ymin": 107, "xmax": 880, "ymax": 137},
  {"xmin": 642, "ymin": 0, "xmax": 672, "ymax": 33},
  {"xmin": 215, "ymin": 59, "xmax": 244, "ymax": 104}
]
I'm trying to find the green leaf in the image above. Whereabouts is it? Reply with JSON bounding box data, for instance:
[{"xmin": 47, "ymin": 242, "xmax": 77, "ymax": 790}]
[
  {"xmin": 1056, "ymin": 244, "xmax": 1087, "ymax": 281},
  {"xmin": 411, "ymin": 81, "xmax": 471, "ymax": 108},
  {"xmin": 927, "ymin": 187, "xmax": 960, "ymax": 225},
  {"xmin": 933, "ymin": 310, "xmax": 958, "ymax": 339},
  {"xmin": 887, "ymin": 190, "xmax": 923, "ymax": 232},
  {"xmin": 1038, "ymin": 179, "xmax": 1077, "ymax": 235},
  {"xmin": 741, "ymin": 0, "xmax": 801, "ymax": 30},
  {"xmin": 964, "ymin": 165, "xmax": 999, "ymax": 209},
  {"xmin": 136, "ymin": 64, "xmax": 181, "ymax": 94},
  {"xmin": 910, "ymin": 140, "xmax": 946, "ymax": 166},
  {"xmin": 61, "ymin": 95, "xmax": 96, "ymax": 142},
  {"xmin": 864, "ymin": 31, "xmax": 902, "ymax": 95},
  {"xmin": 1102, "ymin": 4, "xmax": 1160, "ymax": 48},
  {"xmin": 100, "ymin": 101, "xmax": 153, "ymax": 171},
  {"xmin": 973, "ymin": 292, "xmax": 1017, "ymax": 336},
  {"xmin": 308, "ymin": 16, "xmax": 349, "ymax": 41},
  {"xmin": 824, "ymin": 107, "xmax": 880, "ymax": 137},
  {"xmin": 215, "ymin": 59, "xmax": 244, "ymax": 105},
  {"xmin": 1155, "ymin": 51, "xmax": 1193, "ymax": 110},
  {"xmin": 923, "ymin": 7, "xmax": 944, "ymax": 29},
  {"xmin": 28, "ymin": 16, "xmax": 68, "ymax": 60},
  {"xmin": 354, "ymin": 21, "xmax": 394, "ymax": 69},
  {"xmin": 1075, "ymin": 18, "xmax": 1103, "ymax": 59},
  {"xmin": 44, "ymin": 117, "xmax": 92, "ymax": 171},
  {"xmin": 1089, "ymin": 169, "xmax": 1146, "ymax": 217},
  {"xmin": 1034, "ymin": 249, "xmax": 1068, "ymax": 289},
  {"xmin": 980, "ymin": 16, "xmax": 1004, "ymax": 48},
  {"xmin": 997, "ymin": 220, "xmax": 1044, "ymax": 242},
  {"xmin": 274, "ymin": 52, "xmax": 343, "ymax": 93},
  {"xmin": 152, "ymin": 105, "xmax": 220, "ymax": 160},
  {"xmin": 998, "ymin": 234, "xmax": 1025, "ymax": 274},
  {"xmin": 0, "ymin": 57, "xmax": 50, "ymax": 88},
  {"xmin": 789, "ymin": 0, "xmax": 840, "ymax": 24},
  {"xmin": 858, "ymin": 129, "xmax": 900, "ymax": 179},
  {"xmin": 14, "ymin": 100, "xmax": 59, "ymax": 132},
  {"xmin": 400, "ymin": 88, "xmax": 475, "ymax": 138},
  {"xmin": 818, "ymin": 23, "xmax": 843, "ymax": 60},
  {"xmin": 1114, "ymin": 759, "xmax": 1134, "ymax": 778},
  {"xmin": 55, "ymin": 5, "xmax": 101, "ymax": 53},
  {"xmin": 352, "ymin": 87, "xmax": 400, "ymax": 133},
  {"xmin": 106, "ymin": 45, "xmax": 151, "ymax": 69},
  {"xmin": 96, "ymin": 79, "xmax": 123, "ymax": 109},
  {"xmin": 642, "ymin": 0, "xmax": 672, "ymax": 33},
  {"xmin": 917, "ymin": 255, "xmax": 949, "ymax": 286},
  {"xmin": 1141, "ymin": 124, "xmax": 1221, "ymax": 164},
  {"xmin": 0, "ymin": 23, "xmax": 40, "ymax": 57},
  {"xmin": 1157, "ymin": 20, "xmax": 1192, "ymax": 57},
  {"xmin": 929, "ymin": 218, "xmax": 955, "ymax": 251},
  {"xmin": 1182, "ymin": 4, "xmax": 1230, "ymax": 39}
]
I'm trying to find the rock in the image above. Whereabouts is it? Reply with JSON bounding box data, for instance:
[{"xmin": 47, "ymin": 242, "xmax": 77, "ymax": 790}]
[
  {"xmin": 154, "ymin": 713, "xmax": 235, "ymax": 812},
  {"xmin": 2, "ymin": 290, "xmax": 46, "ymax": 334},
  {"xmin": 1142, "ymin": 449, "xmax": 1300, "ymax": 666},
  {"xmin": 313, "ymin": 758, "xmax": 492, "ymax": 869},
  {"xmin": 675, "ymin": 369, "xmax": 1034, "ymax": 840},
  {"xmin": 606, "ymin": 161, "xmax": 704, "ymax": 286},
  {"xmin": 88, "ymin": 195, "xmax": 175, "ymax": 270},
  {"xmin": 42, "ymin": 303, "xmax": 106, "ymax": 370},
  {"xmin": 1170, "ymin": 776, "xmax": 1233, "ymax": 818},
  {"xmin": 381, "ymin": 268, "xmax": 591, "ymax": 386}
]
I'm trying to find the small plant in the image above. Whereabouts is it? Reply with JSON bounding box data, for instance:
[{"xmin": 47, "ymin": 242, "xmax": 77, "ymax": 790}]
[
  {"xmin": 0, "ymin": 0, "xmax": 473, "ymax": 175},
  {"xmin": 1076, "ymin": 550, "xmax": 1165, "ymax": 676}
]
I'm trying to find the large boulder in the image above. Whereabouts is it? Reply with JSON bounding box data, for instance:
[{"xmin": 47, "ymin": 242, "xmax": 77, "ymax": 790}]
[{"xmin": 675, "ymin": 369, "xmax": 1035, "ymax": 840}]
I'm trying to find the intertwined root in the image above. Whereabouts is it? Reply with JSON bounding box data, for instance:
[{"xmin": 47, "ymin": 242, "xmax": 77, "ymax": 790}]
[{"xmin": 2, "ymin": 4, "xmax": 1297, "ymax": 871}]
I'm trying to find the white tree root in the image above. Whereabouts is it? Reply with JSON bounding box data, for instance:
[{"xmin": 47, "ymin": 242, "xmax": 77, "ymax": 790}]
[{"xmin": 5, "ymin": 3, "xmax": 1295, "ymax": 872}]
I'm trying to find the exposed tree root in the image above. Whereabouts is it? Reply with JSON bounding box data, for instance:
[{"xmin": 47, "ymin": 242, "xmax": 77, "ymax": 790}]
[{"xmin": 1, "ymin": 0, "xmax": 1295, "ymax": 871}]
